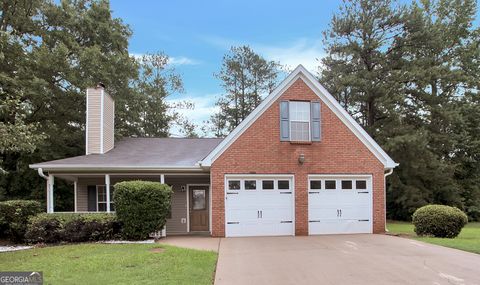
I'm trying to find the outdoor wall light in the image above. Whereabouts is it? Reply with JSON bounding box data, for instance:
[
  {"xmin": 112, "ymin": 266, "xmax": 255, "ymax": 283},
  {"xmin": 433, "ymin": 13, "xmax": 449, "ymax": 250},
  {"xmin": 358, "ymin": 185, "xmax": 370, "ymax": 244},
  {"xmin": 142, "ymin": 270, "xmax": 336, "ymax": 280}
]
[{"xmin": 298, "ymin": 154, "xmax": 305, "ymax": 164}]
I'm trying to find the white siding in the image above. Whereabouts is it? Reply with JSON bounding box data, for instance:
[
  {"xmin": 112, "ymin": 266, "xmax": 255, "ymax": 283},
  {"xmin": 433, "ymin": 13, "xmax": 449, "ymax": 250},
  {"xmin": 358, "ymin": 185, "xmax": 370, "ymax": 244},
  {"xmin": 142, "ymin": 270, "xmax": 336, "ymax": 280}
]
[
  {"xmin": 103, "ymin": 93, "xmax": 114, "ymax": 153},
  {"xmin": 86, "ymin": 87, "xmax": 114, "ymax": 154},
  {"xmin": 86, "ymin": 88, "xmax": 102, "ymax": 154}
]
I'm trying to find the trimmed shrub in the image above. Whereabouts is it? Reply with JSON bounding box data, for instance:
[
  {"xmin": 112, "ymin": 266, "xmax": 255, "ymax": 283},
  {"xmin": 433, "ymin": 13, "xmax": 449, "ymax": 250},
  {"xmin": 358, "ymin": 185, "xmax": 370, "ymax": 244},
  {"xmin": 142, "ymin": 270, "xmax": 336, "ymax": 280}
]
[
  {"xmin": 0, "ymin": 200, "xmax": 43, "ymax": 242},
  {"xmin": 412, "ymin": 205, "xmax": 468, "ymax": 238},
  {"xmin": 114, "ymin": 181, "xmax": 172, "ymax": 240},
  {"xmin": 24, "ymin": 214, "xmax": 63, "ymax": 244},
  {"xmin": 25, "ymin": 213, "xmax": 121, "ymax": 244}
]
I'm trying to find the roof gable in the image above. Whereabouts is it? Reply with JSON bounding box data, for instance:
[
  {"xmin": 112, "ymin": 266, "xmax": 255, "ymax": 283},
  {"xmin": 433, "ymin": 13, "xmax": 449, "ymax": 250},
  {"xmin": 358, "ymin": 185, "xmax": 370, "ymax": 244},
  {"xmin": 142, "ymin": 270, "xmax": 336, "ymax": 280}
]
[{"xmin": 201, "ymin": 65, "xmax": 398, "ymax": 169}]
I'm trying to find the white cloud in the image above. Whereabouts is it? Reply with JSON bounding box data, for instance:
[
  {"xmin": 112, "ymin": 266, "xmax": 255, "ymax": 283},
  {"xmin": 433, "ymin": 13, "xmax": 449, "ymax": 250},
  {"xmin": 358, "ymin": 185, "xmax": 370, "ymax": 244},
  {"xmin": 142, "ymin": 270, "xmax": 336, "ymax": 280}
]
[
  {"xmin": 130, "ymin": 53, "xmax": 200, "ymax": 66},
  {"xmin": 167, "ymin": 92, "xmax": 220, "ymax": 136},
  {"xmin": 200, "ymin": 35, "xmax": 325, "ymax": 72},
  {"xmin": 255, "ymin": 38, "xmax": 325, "ymax": 72},
  {"xmin": 169, "ymin": 56, "xmax": 201, "ymax": 66}
]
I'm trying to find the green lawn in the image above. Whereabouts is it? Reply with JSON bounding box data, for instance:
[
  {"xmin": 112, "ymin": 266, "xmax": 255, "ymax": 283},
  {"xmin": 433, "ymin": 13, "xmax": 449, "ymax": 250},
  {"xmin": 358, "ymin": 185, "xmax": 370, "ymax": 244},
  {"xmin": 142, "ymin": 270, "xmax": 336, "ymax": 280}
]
[
  {"xmin": 0, "ymin": 243, "xmax": 217, "ymax": 285},
  {"xmin": 387, "ymin": 221, "xmax": 480, "ymax": 254}
]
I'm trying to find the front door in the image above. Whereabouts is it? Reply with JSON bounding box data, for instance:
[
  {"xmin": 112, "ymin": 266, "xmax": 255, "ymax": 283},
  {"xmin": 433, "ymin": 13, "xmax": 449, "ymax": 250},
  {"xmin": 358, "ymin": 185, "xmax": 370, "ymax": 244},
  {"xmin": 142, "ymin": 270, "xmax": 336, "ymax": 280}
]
[{"xmin": 189, "ymin": 186, "xmax": 209, "ymax": 232}]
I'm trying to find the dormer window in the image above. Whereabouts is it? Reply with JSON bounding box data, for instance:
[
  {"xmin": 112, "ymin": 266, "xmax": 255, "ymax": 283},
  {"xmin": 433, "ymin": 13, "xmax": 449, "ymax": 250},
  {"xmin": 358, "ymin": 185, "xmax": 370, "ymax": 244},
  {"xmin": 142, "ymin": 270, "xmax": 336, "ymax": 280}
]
[{"xmin": 280, "ymin": 100, "xmax": 321, "ymax": 142}]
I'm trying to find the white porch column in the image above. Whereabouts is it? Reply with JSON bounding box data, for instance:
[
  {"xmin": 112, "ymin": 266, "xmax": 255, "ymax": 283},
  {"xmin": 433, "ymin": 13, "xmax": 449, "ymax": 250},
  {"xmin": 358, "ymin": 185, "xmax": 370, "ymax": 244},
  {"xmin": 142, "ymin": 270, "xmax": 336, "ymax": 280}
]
[
  {"xmin": 160, "ymin": 174, "xmax": 166, "ymax": 237},
  {"xmin": 74, "ymin": 180, "xmax": 78, "ymax": 213},
  {"xmin": 47, "ymin": 175, "xmax": 54, "ymax": 213},
  {"xmin": 105, "ymin": 174, "xmax": 111, "ymax": 212}
]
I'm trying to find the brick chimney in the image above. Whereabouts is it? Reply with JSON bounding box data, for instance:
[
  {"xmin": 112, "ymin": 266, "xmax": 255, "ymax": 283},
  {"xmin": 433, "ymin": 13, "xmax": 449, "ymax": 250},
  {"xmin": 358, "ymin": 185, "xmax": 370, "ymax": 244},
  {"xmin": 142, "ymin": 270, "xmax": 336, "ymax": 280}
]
[{"xmin": 86, "ymin": 83, "xmax": 114, "ymax": 154}]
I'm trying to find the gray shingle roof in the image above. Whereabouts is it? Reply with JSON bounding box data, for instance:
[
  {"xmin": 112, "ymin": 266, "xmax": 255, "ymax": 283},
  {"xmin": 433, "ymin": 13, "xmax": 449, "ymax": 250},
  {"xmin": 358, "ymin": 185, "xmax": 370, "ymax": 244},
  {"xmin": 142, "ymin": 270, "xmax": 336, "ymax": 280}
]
[{"xmin": 30, "ymin": 138, "xmax": 223, "ymax": 170}]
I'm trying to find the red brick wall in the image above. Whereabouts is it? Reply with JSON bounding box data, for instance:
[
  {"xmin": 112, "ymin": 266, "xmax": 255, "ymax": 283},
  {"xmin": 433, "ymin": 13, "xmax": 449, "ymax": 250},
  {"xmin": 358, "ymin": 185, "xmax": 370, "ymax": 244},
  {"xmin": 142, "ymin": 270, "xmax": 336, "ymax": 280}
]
[{"xmin": 210, "ymin": 78, "xmax": 386, "ymax": 237}]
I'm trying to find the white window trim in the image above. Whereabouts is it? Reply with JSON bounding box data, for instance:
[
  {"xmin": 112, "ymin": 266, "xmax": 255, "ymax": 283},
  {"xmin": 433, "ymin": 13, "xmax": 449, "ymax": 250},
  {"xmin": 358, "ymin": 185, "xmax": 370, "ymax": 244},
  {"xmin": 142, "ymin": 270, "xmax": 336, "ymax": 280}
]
[
  {"xmin": 289, "ymin": 101, "xmax": 311, "ymax": 142},
  {"xmin": 308, "ymin": 174, "xmax": 372, "ymax": 191},
  {"xmin": 96, "ymin": 185, "xmax": 114, "ymax": 212},
  {"xmin": 226, "ymin": 176, "xmax": 293, "ymax": 192}
]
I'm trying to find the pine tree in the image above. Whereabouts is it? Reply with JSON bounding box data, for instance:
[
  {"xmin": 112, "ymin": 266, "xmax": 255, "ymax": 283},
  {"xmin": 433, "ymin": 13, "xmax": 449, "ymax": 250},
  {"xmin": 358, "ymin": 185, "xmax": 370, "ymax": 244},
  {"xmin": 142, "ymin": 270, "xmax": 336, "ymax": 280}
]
[
  {"xmin": 211, "ymin": 46, "xmax": 281, "ymax": 136},
  {"xmin": 321, "ymin": 0, "xmax": 480, "ymax": 220}
]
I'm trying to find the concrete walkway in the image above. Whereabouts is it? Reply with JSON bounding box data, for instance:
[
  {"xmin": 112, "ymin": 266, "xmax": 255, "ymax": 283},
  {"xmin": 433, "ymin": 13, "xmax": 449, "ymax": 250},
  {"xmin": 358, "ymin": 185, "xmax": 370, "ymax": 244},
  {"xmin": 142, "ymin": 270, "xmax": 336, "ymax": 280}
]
[
  {"xmin": 156, "ymin": 235, "xmax": 220, "ymax": 252},
  {"xmin": 215, "ymin": 234, "xmax": 480, "ymax": 285}
]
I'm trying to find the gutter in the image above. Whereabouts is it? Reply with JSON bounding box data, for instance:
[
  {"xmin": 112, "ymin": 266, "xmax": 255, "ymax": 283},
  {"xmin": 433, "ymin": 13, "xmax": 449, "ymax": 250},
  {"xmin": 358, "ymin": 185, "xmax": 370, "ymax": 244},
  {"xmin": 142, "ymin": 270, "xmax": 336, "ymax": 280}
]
[
  {"xmin": 29, "ymin": 165, "xmax": 206, "ymax": 172},
  {"xmin": 37, "ymin": 168, "xmax": 49, "ymax": 180},
  {"xmin": 384, "ymin": 168, "xmax": 394, "ymax": 232}
]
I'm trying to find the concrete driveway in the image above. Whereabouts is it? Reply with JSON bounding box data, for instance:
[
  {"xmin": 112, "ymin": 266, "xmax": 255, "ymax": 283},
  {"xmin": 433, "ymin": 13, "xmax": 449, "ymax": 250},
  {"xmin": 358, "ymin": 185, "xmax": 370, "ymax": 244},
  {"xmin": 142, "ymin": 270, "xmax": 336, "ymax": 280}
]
[{"xmin": 215, "ymin": 234, "xmax": 480, "ymax": 285}]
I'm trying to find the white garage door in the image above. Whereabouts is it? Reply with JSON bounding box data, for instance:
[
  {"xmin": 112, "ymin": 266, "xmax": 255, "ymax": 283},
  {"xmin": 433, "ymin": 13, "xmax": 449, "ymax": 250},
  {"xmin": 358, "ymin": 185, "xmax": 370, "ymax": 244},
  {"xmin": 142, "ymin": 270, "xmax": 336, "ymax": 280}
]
[
  {"xmin": 308, "ymin": 175, "xmax": 373, "ymax": 235},
  {"xmin": 225, "ymin": 175, "xmax": 294, "ymax": 237}
]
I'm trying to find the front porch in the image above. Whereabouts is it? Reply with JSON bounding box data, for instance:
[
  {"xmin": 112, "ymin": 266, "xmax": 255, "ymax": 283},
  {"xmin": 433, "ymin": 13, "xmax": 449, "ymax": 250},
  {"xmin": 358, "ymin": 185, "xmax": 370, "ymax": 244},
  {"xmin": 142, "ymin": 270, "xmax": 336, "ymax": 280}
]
[{"xmin": 45, "ymin": 172, "xmax": 211, "ymax": 236}]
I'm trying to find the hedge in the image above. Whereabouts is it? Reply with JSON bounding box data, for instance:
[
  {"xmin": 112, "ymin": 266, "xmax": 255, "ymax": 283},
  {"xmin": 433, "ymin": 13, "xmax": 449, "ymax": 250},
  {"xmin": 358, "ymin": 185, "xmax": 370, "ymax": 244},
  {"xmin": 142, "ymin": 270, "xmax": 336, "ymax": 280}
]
[
  {"xmin": 412, "ymin": 204, "xmax": 468, "ymax": 238},
  {"xmin": 25, "ymin": 213, "xmax": 121, "ymax": 244},
  {"xmin": 114, "ymin": 181, "xmax": 172, "ymax": 240},
  {"xmin": 0, "ymin": 200, "xmax": 43, "ymax": 242}
]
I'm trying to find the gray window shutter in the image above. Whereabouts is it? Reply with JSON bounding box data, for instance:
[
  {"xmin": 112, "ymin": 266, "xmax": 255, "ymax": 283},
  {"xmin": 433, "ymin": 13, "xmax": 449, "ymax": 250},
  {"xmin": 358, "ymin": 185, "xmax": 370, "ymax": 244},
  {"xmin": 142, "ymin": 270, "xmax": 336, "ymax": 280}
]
[
  {"xmin": 280, "ymin": 101, "xmax": 290, "ymax": 141},
  {"xmin": 87, "ymin": 185, "xmax": 97, "ymax": 212},
  {"xmin": 311, "ymin": 101, "xmax": 321, "ymax": 141}
]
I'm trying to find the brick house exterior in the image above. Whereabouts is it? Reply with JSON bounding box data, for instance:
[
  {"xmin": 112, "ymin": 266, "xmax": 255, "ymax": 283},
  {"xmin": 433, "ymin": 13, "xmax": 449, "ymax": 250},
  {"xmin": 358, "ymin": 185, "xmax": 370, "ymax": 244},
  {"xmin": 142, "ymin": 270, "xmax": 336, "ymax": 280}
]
[
  {"xmin": 210, "ymin": 78, "xmax": 386, "ymax": 237},
  {"xmin": 31, "ymin": 65, "xmax": 396, "ymax": 238}
]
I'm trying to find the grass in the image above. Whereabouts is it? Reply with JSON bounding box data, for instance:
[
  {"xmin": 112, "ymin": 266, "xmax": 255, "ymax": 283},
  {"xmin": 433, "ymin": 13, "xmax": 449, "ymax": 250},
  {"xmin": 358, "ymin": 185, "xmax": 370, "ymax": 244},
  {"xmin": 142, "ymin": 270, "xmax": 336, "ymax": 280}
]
[
  {"xmin": 0, "ymin": 243, "xmax": 217, "ymax": 285},
  {"xmin": 387, "ymin": 221, "xmax": 480, "ymax": 254}
]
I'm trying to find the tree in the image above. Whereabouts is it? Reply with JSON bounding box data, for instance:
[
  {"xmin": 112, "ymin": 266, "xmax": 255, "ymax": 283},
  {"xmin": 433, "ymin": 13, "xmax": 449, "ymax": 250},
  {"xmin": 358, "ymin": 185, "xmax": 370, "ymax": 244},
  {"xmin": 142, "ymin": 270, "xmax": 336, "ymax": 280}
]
[
  {"xmin": 0, "ymin": 0, "xmax": 139, "ymax": 208},
  {"xmin": 130, "ymin": 53, "xmax": 184, "ymax": 137},
  {"xmin": 320, "ymin": 0, "xmax": 405, "ymax": 131},
  {"xmin": 0, "ymin": 0, "xmax": 195, "ymax": 210},
  {"xmin": 211, "ymin": 46, "xmax": 282, "ymax": 136},
  {"xmin": 320, "ymin": 0, "xmax": 480, "ymax": 220}
]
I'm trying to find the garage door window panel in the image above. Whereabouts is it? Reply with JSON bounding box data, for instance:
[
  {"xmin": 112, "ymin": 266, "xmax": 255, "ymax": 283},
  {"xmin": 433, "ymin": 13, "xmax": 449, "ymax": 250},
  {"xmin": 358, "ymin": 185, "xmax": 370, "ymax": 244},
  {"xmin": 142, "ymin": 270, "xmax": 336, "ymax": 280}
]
[
  {"xmin": 341, "ymin": 180, "xmax": 352, "ymax": 190},
  {"xmin": 278, "ymin": 180, "xmax": 290, "ymax": 190},
  {"xmin": 356, "ymin": 180, "xmax": 367, "ymax": 189},
  {"xmin": 244, "ymin": 180, "xmax": 257, "ymax": 190},
  {"xmin": 310, "ymin": 180, "xmax": 322, "ymax": 190},
  {"xmin": 262, "ymin": 180, "xmax": 274, "ymax": 190},
  {"xmin": 325, "ymin": 180, "xmax": 336, "ymax": 190},
  {"xmin": 229, "ymin": 180, "xmax": 241, "ymax": 190}
]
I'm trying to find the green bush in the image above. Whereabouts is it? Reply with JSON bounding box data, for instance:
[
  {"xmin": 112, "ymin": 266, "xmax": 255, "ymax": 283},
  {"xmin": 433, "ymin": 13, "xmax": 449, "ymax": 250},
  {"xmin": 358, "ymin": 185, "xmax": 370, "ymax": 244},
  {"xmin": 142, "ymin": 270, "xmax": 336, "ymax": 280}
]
[
  {"xmin": 114, "ymin": 181, "xmax": 172, "ymax": 240},
  {"xmin": 25, "ymin": 214, "xmax": 63, "ymax": 244},
  {"xmin": 412, "ymin": 205, "xmax": 468, "ymax": 238},
  {"xmin": 0, "ymin": 200, "xmax": 43, "ymax": 242},
  {"xmin": 25, "ymin": 213, "xmax": 121, "ymax": 244}
]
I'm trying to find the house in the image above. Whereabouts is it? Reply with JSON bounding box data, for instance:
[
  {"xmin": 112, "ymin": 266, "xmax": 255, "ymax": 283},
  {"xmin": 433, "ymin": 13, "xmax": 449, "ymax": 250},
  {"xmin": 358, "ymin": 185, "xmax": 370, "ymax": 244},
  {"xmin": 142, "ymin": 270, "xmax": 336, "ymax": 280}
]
[{"xmin": 30, "ymin": 65, "xmax": 397, "ymax": 237}]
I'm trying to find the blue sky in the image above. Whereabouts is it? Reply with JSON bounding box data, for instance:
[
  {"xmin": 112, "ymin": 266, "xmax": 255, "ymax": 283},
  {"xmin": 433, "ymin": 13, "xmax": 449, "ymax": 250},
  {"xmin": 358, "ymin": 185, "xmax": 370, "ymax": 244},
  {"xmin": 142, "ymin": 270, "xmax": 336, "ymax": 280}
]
[
  {"xmin": 110, "ymin": 0, "xmax": 339, "ymax": 134},
  {"xmin": 110, "ymin": 0, "xmax": 479, "ymax": 135}
]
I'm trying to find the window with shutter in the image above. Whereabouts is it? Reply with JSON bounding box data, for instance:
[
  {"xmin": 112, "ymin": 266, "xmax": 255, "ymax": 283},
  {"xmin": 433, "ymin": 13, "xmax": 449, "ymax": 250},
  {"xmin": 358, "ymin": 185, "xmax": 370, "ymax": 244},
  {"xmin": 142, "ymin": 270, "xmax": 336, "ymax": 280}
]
[{"xmin": 280, "ymin": 100, "xmax": 321, "ymax": 142}]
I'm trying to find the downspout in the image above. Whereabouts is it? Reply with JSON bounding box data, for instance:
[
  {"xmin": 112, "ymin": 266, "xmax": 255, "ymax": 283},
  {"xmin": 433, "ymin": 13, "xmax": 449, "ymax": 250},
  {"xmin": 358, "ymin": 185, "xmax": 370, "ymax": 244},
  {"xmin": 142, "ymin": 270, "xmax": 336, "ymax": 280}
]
[
  {"xmin": 37, "ymin": 168, "xmax": 49, "ymax": 180},
  {"xmin": 384, "ymin": 168, "xmax": 394, "ymax": 232},
  {"xmin": 37, "ymin": 168, "xmax": 50, "ymax": 213}
]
